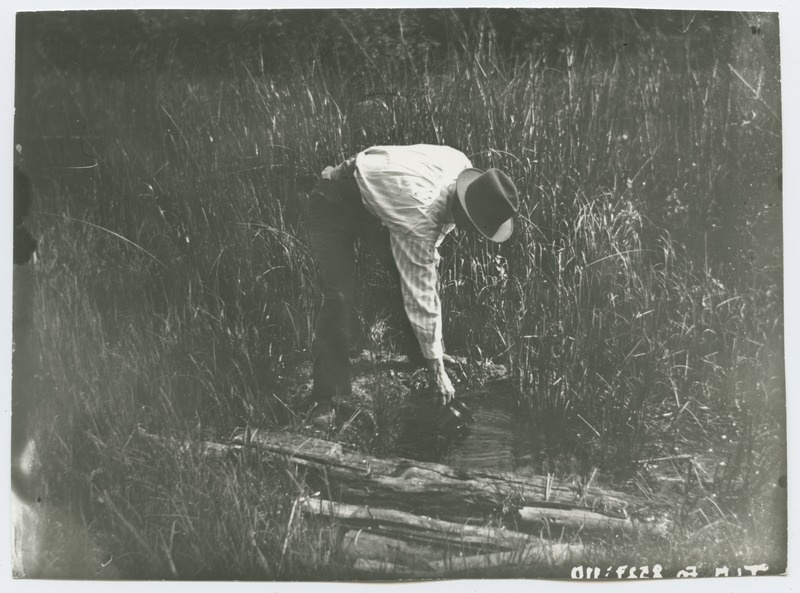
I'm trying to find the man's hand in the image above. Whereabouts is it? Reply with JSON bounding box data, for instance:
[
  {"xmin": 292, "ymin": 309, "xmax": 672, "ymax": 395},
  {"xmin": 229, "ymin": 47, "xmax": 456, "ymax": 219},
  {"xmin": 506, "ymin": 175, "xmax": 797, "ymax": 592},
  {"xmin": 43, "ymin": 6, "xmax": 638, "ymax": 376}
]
[{"xmin": 426, "ymin": 357, "xmax": 455, "ymax": 406}]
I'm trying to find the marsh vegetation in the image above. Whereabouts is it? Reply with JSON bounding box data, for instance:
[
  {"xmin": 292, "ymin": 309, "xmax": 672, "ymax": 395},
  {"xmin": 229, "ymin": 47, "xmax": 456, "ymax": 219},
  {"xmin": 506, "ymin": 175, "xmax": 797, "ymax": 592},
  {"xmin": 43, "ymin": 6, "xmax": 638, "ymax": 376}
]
[{"xmin": 13, "ymin": 9, "xmax": 784, "ymax": 579}]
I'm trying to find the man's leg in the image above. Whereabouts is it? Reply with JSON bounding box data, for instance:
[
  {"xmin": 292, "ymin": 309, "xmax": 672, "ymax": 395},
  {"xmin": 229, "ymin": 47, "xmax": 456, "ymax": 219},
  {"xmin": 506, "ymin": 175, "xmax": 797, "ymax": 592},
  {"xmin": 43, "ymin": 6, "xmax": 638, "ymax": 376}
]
[{"xmin": 307, "ymin": 179, "xmax": 361, "ymax": 405}]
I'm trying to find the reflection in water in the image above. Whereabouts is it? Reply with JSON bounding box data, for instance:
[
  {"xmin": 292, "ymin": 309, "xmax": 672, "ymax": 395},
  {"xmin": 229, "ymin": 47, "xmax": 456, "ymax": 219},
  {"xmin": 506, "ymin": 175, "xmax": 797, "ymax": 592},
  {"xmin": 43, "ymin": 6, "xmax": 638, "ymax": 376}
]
[
  {"xmin": 395, "ymin": 388, "xmax": 519, "ymax": 472},
  {"xmin": 442, "ymin": 403, "xmax": 515, "ymax": 472},
  {"xmin": 394, "ymin": 385, "xmax": 588, "ymax": 478}
]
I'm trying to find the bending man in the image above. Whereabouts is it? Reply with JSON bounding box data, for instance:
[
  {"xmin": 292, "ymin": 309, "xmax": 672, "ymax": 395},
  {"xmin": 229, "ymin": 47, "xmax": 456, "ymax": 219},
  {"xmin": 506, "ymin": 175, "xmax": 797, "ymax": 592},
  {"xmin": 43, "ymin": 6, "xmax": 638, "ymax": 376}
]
[{"xmin": 306, "ymin": 144, "xmax": 519, "ymax": 426}]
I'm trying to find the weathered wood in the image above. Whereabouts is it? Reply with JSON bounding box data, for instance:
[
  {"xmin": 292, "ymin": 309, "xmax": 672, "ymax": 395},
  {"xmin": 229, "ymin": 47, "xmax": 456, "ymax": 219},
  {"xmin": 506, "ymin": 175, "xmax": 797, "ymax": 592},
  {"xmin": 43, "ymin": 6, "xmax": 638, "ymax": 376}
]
[
  {"xmin": 517, "ymin": 505, "xmax": 636, "ymax": 533},
  {"xmin": 137, "ymin": 427, "xmax": 668, "ymax": 536},
  {"xmin": 229, "ymin": 428, "xmax": 650, "ymax": 520},
  {"xmin": 352, "ymin": 558, "xmax": 434, "ymax": 578},
  {"xmin": 340, "ymin": 530, "xmax": 443, "ymax": 571},
  {"xmin": 136, "ymin": 427, "xmax": 241, "ymax": 460},
  {"xmin": 431, "ymin": 542, "xmax": 580, "ymax": 574},
  {"xmin": 302, "ymin": 497, "xmax": 530, "ymax": 550},
  {"xmin": 341, "ymin": 529, "xmax": 582, "ymax": 576}
]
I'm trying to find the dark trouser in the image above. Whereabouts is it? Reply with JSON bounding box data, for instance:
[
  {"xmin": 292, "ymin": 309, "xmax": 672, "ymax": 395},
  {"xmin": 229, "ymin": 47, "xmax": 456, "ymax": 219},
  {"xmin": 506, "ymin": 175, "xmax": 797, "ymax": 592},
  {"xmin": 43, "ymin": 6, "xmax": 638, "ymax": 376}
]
[{"xmin": 307, "ymin": 178, "xmax": 420, "ymax": 404}]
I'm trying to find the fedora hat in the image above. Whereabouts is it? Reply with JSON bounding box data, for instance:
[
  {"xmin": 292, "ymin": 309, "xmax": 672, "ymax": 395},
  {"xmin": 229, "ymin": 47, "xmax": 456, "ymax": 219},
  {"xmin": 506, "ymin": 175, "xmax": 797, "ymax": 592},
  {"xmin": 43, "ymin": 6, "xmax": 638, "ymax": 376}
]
[{"xmin": 455, "ymin": 168, "xmax": 519, "ymax": 243}]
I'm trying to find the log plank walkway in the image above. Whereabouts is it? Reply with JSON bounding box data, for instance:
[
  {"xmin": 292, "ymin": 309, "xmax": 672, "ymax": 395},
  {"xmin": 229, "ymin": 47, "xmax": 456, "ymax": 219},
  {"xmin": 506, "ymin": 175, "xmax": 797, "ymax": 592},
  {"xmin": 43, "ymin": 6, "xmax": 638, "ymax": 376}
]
[{"xmin": 138, "ymin": 427, "xmax": 670, "ymax": 576}]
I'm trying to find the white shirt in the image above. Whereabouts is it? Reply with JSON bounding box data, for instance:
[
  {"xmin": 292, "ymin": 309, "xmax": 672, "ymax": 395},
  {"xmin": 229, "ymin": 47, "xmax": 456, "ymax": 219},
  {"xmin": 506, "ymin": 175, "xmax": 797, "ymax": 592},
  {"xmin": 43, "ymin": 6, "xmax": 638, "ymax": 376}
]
[{"xmin": 322, "ymin": 145, "xmax": 472, "ymax": 359}]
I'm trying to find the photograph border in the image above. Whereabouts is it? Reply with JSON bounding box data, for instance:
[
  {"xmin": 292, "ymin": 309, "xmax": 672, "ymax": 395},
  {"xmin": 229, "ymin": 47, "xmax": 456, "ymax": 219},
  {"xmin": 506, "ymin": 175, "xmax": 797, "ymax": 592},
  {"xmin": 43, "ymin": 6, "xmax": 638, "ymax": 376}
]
[{"xmin": 3, "ymin": 1, "xmax": 796, "ymax": 591}]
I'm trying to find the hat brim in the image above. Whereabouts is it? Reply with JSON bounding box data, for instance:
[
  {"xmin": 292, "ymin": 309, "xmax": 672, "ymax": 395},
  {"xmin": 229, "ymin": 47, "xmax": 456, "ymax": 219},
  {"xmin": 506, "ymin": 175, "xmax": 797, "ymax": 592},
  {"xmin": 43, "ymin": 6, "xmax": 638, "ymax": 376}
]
[{"xmin": 456, "ymin": 168, "xmax": 514, "ymax": 243}]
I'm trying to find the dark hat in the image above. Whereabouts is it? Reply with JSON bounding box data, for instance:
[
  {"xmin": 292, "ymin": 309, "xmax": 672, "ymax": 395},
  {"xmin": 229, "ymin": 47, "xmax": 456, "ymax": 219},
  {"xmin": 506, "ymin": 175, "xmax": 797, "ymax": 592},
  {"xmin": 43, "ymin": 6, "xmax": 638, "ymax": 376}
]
[{"xmin": 455, "ymin": 168, "xmax": 519, "ymax": 243}]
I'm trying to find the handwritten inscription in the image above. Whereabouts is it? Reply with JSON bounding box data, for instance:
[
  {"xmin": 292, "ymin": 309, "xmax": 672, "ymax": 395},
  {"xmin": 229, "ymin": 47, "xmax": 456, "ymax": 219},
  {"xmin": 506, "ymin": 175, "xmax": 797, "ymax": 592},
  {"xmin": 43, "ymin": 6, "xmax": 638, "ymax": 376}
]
[
  {"xmin": 571, "ymin": 563, "xmax": 769, "ymax": 579},
  {"xmin": 571, "ymin": 565, "xmax": 663, "ymax": 579}
]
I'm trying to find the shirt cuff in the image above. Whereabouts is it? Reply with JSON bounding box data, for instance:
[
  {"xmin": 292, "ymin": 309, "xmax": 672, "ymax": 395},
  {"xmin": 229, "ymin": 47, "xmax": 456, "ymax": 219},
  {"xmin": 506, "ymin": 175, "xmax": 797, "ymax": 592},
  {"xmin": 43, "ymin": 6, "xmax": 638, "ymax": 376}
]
[{"xmin": 420, "ymin": 339, "xmax": 444, "ymax": 361}]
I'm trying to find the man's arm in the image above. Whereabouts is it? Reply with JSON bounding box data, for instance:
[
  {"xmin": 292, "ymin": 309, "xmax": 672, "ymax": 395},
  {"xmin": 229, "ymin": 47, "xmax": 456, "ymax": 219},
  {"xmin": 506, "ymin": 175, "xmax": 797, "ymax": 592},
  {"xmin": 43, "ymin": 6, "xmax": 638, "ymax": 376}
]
[
  {"xmin": 389, "ymin": 232, "xmax": 455, "ymax": 404},
  {"xmin": 321, "ymin": 155, "xmax": 357, "ymax": 180}
]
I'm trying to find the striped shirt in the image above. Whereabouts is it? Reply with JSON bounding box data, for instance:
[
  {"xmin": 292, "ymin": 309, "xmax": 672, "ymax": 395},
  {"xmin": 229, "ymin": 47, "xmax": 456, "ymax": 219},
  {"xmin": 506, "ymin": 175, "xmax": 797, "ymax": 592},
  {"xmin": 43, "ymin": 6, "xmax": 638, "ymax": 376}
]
[{"xmin": 322, "ymin": 145, "xmax": 472, "ymax": 360}]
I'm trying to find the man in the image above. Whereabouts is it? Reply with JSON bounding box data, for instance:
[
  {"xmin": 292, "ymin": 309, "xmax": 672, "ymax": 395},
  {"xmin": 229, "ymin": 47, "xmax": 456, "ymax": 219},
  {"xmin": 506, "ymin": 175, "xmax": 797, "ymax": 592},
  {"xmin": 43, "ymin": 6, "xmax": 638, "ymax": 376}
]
[{"xmin": 306, "ymin": 144, "xmax": 519, "ymax": 426}]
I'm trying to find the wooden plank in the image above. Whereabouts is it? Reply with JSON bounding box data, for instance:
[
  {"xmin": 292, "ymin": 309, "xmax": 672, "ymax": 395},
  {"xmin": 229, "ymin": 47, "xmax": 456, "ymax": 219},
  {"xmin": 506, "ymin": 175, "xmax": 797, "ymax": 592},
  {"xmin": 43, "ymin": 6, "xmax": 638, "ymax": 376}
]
[
  {"xmin": 340, "ymin": 530, "xmax": 444, "ymax": 571},
  {"xmin": 351, "ymin": 558, "xmax": 435, "ymax": 578},
  {"xmin": 340, "ymin": 529, "xmax": 583, "ymax": 576},
  {"xmin": 229, "ymin": 428, "xmax": 647, "ymax": 520},
  {"xmin": 137, "ymin": 427, "xmax": 241, "ymax": 460},
  {"xmin": 302, "ymin": 497, "xmax": 530, "ymax": 549},
  {"xmin": 517, "ymin": 505, "xmax": 636, "ymax": 533},
  {"xmin": 431, "ymin": 541, "xmax": 580, "ymax": 574},
  {"xmin": 137, "ymin": 428, "xmax": 667, "ymax": 535}
]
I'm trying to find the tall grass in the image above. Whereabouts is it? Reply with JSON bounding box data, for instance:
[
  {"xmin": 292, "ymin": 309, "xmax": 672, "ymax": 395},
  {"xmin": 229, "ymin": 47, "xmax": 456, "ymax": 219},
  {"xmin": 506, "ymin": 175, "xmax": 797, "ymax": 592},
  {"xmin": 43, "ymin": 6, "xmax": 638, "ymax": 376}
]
[{"xmin": 15, "ymin": 9, "xmax": 783, "ymax": 577}]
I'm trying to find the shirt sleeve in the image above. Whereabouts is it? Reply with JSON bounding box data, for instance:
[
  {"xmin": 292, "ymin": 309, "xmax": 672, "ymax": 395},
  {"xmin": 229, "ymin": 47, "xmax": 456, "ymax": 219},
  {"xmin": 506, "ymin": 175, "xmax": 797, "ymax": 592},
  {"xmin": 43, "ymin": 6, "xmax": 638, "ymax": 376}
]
[
  {"xmin": 389, "ymin": 231, "xmax": 444, "ymax": 360},
  {"xmin": 321, "ymin": 155, "xmax": 357, "ymax": 180}
]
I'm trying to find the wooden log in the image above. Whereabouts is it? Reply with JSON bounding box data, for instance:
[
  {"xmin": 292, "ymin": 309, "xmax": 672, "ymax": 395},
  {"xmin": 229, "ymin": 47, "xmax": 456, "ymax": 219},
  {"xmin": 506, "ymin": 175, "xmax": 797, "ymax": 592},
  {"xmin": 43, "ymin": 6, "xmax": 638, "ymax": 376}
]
[
  {"xmin": 301, "ymin": 497, "xmax": 530, "ymax": 550},
  {"xmin": 430, "ymin": 541, "xmax": 580, "ymax": 574},
  {"xmin": 136, "ymin": 428, "xmax": 667, "ymax": 535},
  {"xmin": 351, "ymin": 558, "xmax": 434, "ymax": 578},
  {"xmin": 341, "ymin": 529, "xmax": 582, "ymax": 576},
  {"xmin": 517, "ymin": 505, "xmax": 636, "ymax": 534},
  {"xmin": 229, "ymin": 428, "xmax": 649, "ymax": 520},
  {"xmin": 136, "ymin": 427, "xmax": 241, "ymax": 460},
  {"xmin": 340, "ymin": 530, "xmax": 444, "ymax": 571}
]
